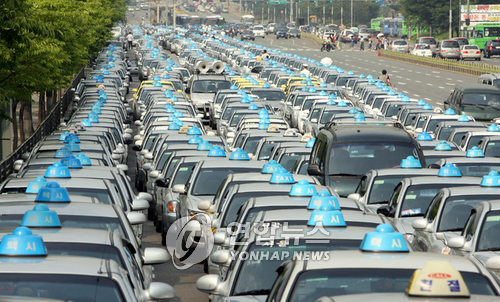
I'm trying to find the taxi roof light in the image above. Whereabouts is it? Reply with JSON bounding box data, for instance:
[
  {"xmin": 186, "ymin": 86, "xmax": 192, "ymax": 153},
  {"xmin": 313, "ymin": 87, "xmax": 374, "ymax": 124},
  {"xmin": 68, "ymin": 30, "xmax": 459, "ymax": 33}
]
[
  {"xmin": 360, "ymin": 224, "xmax": 409, "ymax": 252},
  {"xmin": 307, "ymin": 210, "xmax": 345, "ymax": 227},
  {"xmin": 306, "ymin": 137, "xmax": 316, "ymax": 148},
  {"xmin": 307, "ymin": 190, "xmax": 340, "ymax": 210},
  {"xmin": 60, "ymin": 155, "xmax": 82, "ymax": 169},
  {"xmin": 400, "ymin": 156, "xmax": 422, "ymax": 169},
  {"xmin": 438, "ymin": 163, "xmax": 462, "ymax": 177},
  {"xmin": 54, "ymin": 146, "xmax": 73, "ymax": 158},
  {"xmin": 197, "ymin": 140, "xmax": 213, "ymax": 151},
  {"xmin": 187, "ymin": 126, "xmax": 202, "ymax": 135},
  {"xmin": 289, "ymin": 179, "xmax": 318, "ymax": 197},
  {"xmin": 261, "ymin": 160, "xmax": 282, "ymax": 174},
  {"xmin": 26, "ymin": 177, "xmax": 49, "ymax": 194},
  {"xmin": 229, "ymin": 148, "xmax": 250, "ymax": 161},
  {"xmin": 466, "ymin": 146, "xmax": 484, "ymax": 158},
  {"xmin": 76, "ymin": 153, "xmax": 91, "ymax": 166},
  {"xmin": 35, "ymin": 182, "xmax": 71, "ymax": 203},
  {"xmin": 0, "ymin": 227, "xmax": 48, "ymax": 256},
  {"xmin": 481, "ymin": 171, "xmax": 500, "ymax": 187},
  {"xmin": 188, "ymin": 135, "xmax": 203, "ymax": 144},
  {"xmin": 406, "ymin": 261, "xmax": 469, "ymax": 298},
  {"xmin": 21, "ymin": 204, "xmax": 61, "ymax": 228},
  {"xmin": 44, "ymin": 162, "xmax": 71, "ymax": 178},
  {"xmin": 269, "ymin": 168, "xmax": 295, "ymax": 184},
  {"xmin": 435, "ymin": 141, "xmax": 452, "ymax": 151},
  {"xmin": 63, "ymin": 133, "xmax": 80, "ymax": 143},
  {"xmin": 207, "ymin": 146, "xmax": 226, "ymax": 157},
  {"xmin": 65, "ymin": 141, "xmax": 81, "ymax": 152}
]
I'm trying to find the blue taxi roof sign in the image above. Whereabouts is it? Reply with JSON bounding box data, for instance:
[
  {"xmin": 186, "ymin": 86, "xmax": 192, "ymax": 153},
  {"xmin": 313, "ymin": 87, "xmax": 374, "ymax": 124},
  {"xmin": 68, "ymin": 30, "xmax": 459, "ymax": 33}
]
[
  {"xmin": 400, "ymin": 156, "xmax": 422, "ymax": 169},
  {"xmin": 329, "ymin": 94, "xmax": 337, "ymax": 99},
  {"xmin": 164, "ymin": 90, "xmax": 173, "ymax": 97},
  {"xmin": 457, "ymin": 115, "xmax": 469, "ymax": 122},
  {"xmin": 326, "ymin": 100, "xmax": 337, "ymax": 105},
  {"xmin": 166, "ymin": 107, "xmax": 176, "ymax": 113},
  {"xmin": 306, "ymin": 137, "xmax": 316, "ymax": 148},
  {"xmin": 307, "ymin": 190, "xmax": 340, "ymax": 211},
  {"xmin": 0, "ymin": 227, "xmax": 48, "ymax": 256},
  {"xmin": 21, "ymin": 204, "xmax": 61, "ymax": 228},
  {"xmin": 229, "ymin": 148, "xmax": 250, "ymax": 161},
  {"xmin": 60, "ymin": 155, "xmax": 82, "ymax": 169},
  {"xmin": 488, "ymin": 124, "xmax": 500, "ymax": 132},
  {"xmin": 308, "ymin": 88, "xmax": 317, "ymax": 93},
  {"xmin": 188, "ymin": 135, "xmax": 203, "ymax": 144},
  {"xmin": 417, "ymin": 132, "xmax": 432, "ymax": 141},
  {"xmin": 444, "ymin": 108, "xmax": 456, "ymax": 115},
  {"xmin": 59, "ymin": 131, "xmax": 70, "ymax": 141},
  {"xmin": 307, "ymin": 210, "xmax": 346, "ymax": 227},
  {"xmin": 319, "ymin": 82, "xmax": 327, "ymax": 88},
  {"xmin": 63, "ymin": 133, "xmax": 80, "ymax": 143},
  {"xmin": 481, "ymin": 171, "xmax": 500, "ymax": 187},
  {"xmin": 337, "ymin": 100, "xmax": 347, "ymax": 107},
  {"xmin": 349, "ymin": 108, "xmax": 359, "ymax": 114},
  {"xmin": 65, "ymin": 141, "xmax": 81, "ymax": 152},
  {"xmin": 54, "ymin": 146, "xmax": 73, "ymax": 158},
  {"xmin": 88, "ymin": 113, "xmax": 99, "ymax": 123},
  {"xmin": 269, "ymin": 168, "xmax": 295, "ymax": 184},
  {"xmin": 360, "ymin": 224, "xmax": 409, "ymax": 252},
  {"xmin": 435, "ymin": 141, "xmax": 452, "ymax": 151},
  {"xmin": 44, "ymin": 162, "xmax": 70, "ymax": 178},
  {"xmin": 261, "ymin": 160, "xmax": 282, "ymax": 174},
  {"xmin": 422, "ymin": 103, "xmax": 433, "ymax": 110},
  {"xmin": 301, "ymin": 86, "xmax": 309, "ymax": 92},
  {"xmin": 35, "ymin": 182, "xmax": 71, "ymax": 203},
  {"xmin": 197, "ymin": 140, "xmax": 213, "ymax": 151},
  {"xmin": 207, "ymin": 146, "xmax": 226, "ymax": 157},
  {"xmin": 318, "ymin": 91, "xmax": 328, "ymax": 96},
  {"xmin": 466, "ymin": 146, "xmax": 484, "ymax": 158},
  {"xmin": 76, "ymin": 153, "xmax": 91, "ymax": 166},
  {"xmin": 417, "ymin": 99, "xmax": 426, "ymax": 106},
  {"xmin": 248, "ymin": 104, "xmax": 259, "ymax": 110},
  {"xmin": 187, "ymin": 126, "xmax": 202, "ymax": 135},
  {"xmin": 438, "ymin": 163, "xmax": 462, "ymax": 177},
  {"xmin": 168, "ymin": 123, "xmax": 181, "ymax": 130},
  {"xmin": 406, "ymin": 261, "xmax": 469, "ymax": 298},
  {"xmin": 26, "ymin": 177, "xmax": 49, "ymax": 194},
  {"xmin": 289, "ymin": 179, "xmax": 318, "ymax": 197}
]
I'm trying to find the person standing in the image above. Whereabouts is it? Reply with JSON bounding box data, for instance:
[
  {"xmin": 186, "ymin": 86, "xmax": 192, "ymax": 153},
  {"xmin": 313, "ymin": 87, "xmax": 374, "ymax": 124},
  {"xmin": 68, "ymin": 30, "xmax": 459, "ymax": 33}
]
[
  {"xmin": 126, "ymin": 32, "xmax": 134, "ymax": 50},
  {"xmin": 350, "ymin": 39, "xmax": 354, "ymax": 50},
  {"xmin": 337, "ymin": 34, "xmax": 342, "ymax": 51},
  {"xmin": 262, "ymin": 49, "xmax": 270, "ymax": 59},
  {"xmin": 378, "ymin": 69, "xmax": 394, "ymax": 88},
  {"xmin": 301, "ymin": 64, "xmax": 311, "ymax": 77}
]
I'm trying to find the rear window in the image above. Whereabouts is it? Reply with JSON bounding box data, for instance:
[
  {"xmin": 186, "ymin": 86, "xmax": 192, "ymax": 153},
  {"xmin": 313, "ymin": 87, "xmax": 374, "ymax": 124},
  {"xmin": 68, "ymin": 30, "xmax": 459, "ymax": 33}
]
[
  {"xmin": 454, "ymin": 38, "xmax": 469, "ymax": 45},
  {"xmin": 464, "ymin": 45, "xmax": 479, "ymax": 50},
  {"xmin": 394, "ymin": 40, "xmax": 407, "ymax": 45},
  {"xmin": 491, "ymin": 40, "xmax": 500, "ymax": 46},
  {"xmin": 442, "ymin": 41, "xmax": 459, "ymax": 48},
  {"xmin": 420, "ymin": 38, "xmax": 436, "ymax": 45},
  {"xmin": 416, "ymin": 45, "xmax": 430, "ymax": 49}
]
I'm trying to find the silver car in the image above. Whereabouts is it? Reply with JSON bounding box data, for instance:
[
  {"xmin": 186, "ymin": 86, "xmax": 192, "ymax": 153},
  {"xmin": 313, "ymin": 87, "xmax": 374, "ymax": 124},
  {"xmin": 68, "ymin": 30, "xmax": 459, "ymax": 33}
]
[{"xmin": 437, "ymin": 40, "xmax": 461, "ymax": 59}]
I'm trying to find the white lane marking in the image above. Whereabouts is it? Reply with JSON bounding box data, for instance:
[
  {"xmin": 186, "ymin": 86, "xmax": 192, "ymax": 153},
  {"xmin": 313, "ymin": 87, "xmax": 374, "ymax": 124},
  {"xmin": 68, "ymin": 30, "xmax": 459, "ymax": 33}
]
[
  {"xmin": 415, "ymin": 80, "xmax": 422, "ymax": 83},
  {"xmin": 445, "ymin": 83, "xmax": 455, "ymax": 85},
  {"xmin": 447, "ymin": 78, "xmax": 452, "ymax": 80},
  {"xmin": 437, "ymin": 102, "xmax": 443, "ymax": 105},
  {"xmin": 427, "ymin": 83, "xmax": 433, "ymax": 86},
  {"xmin": 399, "ymin": 83, "xmax": 406, "ymax": 85},
  {"xmin": 432, "ymin": 71, "xmax": 440, "ymax": 73},
  {"xmin": 396, "ymin": 76, "xmax": 402, "ymax": 78},
  {"xmin": 414, "ymin": 94, "xmax": 420, "ymax": 97},
  {"xmin": 403, "ymin": 90, "xmax": 408, "ymax": 93},
  {"xmin": 424, "ymin": 98, "xmax": 431, "ymax": 101},
  {"xmin": 416, "ymin": 71, "xmax": 421, "ymax": 74},
  {"xmin": 438, "ymin": 86, "xmax": 444, "ymax": 89},
  {"xmin": 457, "ymin": 80, "xmax": 463, "ymax": 82}
]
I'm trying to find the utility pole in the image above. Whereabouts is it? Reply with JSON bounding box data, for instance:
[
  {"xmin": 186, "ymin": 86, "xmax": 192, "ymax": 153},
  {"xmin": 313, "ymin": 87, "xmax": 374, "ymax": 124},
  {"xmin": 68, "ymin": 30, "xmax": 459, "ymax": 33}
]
[
  {"xmin": 274, "ymin": 6, "xmax": 276, "ymax": 23},
  {"xmin": 340, "ymin": 0, "xmax": 343, "ymax": 26},
  {"xmin": 262, "ymin": 7, "xmax": 264, "ymax": 23},
  {"xmin": 268, "ymin": 6, "xmax": 270, "ymax": 23},
  {"xmin": 165, "ymin": 0, "xmax": 168, "ymax": 25},
  {"xmin": 331, "ymin": 3, "xmax": 333, "ymax": 24},
  {"xmin": 323, "ymin": 0, "xmax": 325, "ymax": 24},
  {"xmin": 240, "ymin": 0, "xmax": 242, "ymax": 18},
  {"xmin": 173, "ymin": 1, "xmax": 176, "ymax": 27},
  {"xmin": 307, "ymin": 5, "xmax": 310, "ymax": 25},
  {"xmin": 449, "ymin": 0, "xmax": 452, "ymax": 39},
  {"xmin": 290, "ymin": 0, "xmax": 293, "ymax": 23},
  {"xmin": 350, "ymin": 0, "xmax": 353, "ymax": 28}
]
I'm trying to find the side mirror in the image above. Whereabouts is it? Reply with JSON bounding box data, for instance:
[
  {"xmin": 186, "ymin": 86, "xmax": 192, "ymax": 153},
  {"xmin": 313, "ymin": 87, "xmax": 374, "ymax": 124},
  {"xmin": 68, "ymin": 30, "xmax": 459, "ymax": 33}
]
[
  {"xmin": 116, "ymin": 164, "xmax": 129, "ymax": 172},
  {"xmin": 155, "ymin": 178, "xmax": 170, "ymax": 188},
  {"xmin": 311, "ymin": 118, "xmax": 318, "ymax": 123},
  {"xmin": 444, "ymin": 100, "xmax": 449, "ymax": 105},
  {"xmin": 132, "ymin": 199, "xmax": 149, "ymax": 211},
  {"xmin": 124, "ymin": 138, "xmax": 133, "ymax": 145},
  {"xmin": 198, "ymin": 200, "xmax": 211, "ymax": 211},
  {"xmin": 127, "ymin": 212, "xmax": 148, "ymax": 225},
  {"xmin": 280, "ymin": 101, "xmax": 285, "ymax": 105},
  {"xmin": 148, "ymin": 282, "xmax": 176, "ymax": 300},
  {"xmin": 137, "ymin": 192, "xmax": 153, "ymax": 201},
  {"xmin": 412, "ymin": 218, "xmax": 429, "ymax": 231},
  {"xmin": 447, "ymin": 236, "xmax": 466, "ymax": 249},
  {"xmin": 376, "ymin": 205, "xmax": 394, "ymax": 217},
  {"xmin": 143, "ymin": 247, "xmax": 171, "ymax": 265},
  {"xmin": 227, "ymin": 132, "xmax": 235, "ymax": 138},
  {"xmin": 185, "ymin": 87, "xmax": 191, "ymax": 94},
  {"xmin": 485, "ymin": 256, "xmax": 500, "ymax": 271},
  {"xmin": 307, "ymin": 164, "xmax": 322, "ymax": 176},
  {"xmin": 132, "ymin": 145, "xmax": 142, "ymax": 151},
  {"xmin": 347, "ymin": 193, "xmax": 361, "ymax": 203},
  {"xmin": 210, "ymin": 250, "xmax": 232, "ymax": 266},
  {"xmin": 172, "ymin": 184, "xmax": 186, "ymax": 194},
  {"xmin": 133, "ymin": 88, "xmax": 138, "ymax": 92},
  {"xmin": 149, "ymin": 170, "xmax": 160, "ymax": 178},
  {"xmin": 142, "ymin": 163, "xmax": 152, "ymax": 171},
  {"xmin": 196, "ymin": 275, "xmax": 221, "ymax": 293},
  {"xmin": 144, "ymin": 153, "xmax": 154, "ymax": 160},
  {"xmin": 213, "ymin": 232, "xmax": 227, "ymax": 245}
]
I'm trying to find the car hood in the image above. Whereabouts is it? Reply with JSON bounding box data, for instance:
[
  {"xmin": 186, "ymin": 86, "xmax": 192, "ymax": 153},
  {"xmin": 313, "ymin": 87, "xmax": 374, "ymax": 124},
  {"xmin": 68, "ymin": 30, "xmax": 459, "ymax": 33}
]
[
  {"xmin": 326, "ymin": 175, "xmax": 362, "ymax": 197},
  {"xmin": 392, "ymin": 217, "xmax": 419, "ymax": 234},
  {"xmin": 227, "ymin": 295, "xmax": 267, "ymax": 302},
  {"xmin": 190, "ymin": 93, "xmax": 214, "ymax": 103}
]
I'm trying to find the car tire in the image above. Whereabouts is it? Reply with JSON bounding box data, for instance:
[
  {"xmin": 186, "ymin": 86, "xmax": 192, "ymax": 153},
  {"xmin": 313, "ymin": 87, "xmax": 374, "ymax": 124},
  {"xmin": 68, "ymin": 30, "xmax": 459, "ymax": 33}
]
[
  {"xmin": 478, "ymin": 57, "xmax": 481, "ymax": 61},
  {"xmin": 161, "ymin": 228, "xmax": 166, "ymax": 246}
]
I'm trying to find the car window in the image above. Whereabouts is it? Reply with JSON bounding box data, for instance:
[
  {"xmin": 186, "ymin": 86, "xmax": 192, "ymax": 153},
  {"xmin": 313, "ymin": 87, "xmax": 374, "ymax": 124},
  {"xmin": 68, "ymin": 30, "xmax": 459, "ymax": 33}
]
[
  {"xmin": 442, "ymin": 41, "xmax": 459, "ymax": 48},
  {"xmin": 394, "ymin": 41, "xmax": 407, "ymax": 45}
]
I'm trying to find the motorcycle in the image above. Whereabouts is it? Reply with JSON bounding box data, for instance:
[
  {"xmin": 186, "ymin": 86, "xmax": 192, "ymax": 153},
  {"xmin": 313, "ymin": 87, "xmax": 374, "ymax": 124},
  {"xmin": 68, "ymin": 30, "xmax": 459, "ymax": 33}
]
[{"xmin": 321, "ymin": 42, "xmax": 335, "ymax": 52}]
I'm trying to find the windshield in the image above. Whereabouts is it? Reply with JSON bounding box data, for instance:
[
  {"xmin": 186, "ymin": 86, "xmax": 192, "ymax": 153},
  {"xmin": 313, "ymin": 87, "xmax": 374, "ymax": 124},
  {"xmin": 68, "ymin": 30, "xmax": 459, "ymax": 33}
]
[
  {"xmin": 426, "ymin": 118, "xmax": 456, "ymax": 133},
  {"xmin": 232, "ymin": 239, "xmax": 361, "ymax": 296},
  {"xmin": 328, "ymin": 142, "xmax": 420, "ymax": 176},
  {"xmin": 192, "ymin": 80, "xmax": 231, "ymax": 93},
  {"xmin": 442, "ymin": 41, "xmax": 459, "ymax": 48},
  {"xmin": 464, "ymin": 92, "xmax": 500, "ymax": 106},
  {"xmin": 367, "ymin": 176, "xmax": 404, "ymax": 204},
  {"xmin": 192, "ymin": 168, "xmax": 256, "ymax": 196},
  {"xmin": 477, "ymin": 210, "xmax": 500, "ymax": 251},
  {"xmin": 46, "ymin": 243, "xmax": 124, "ymax": 267},
  {"xmin": 172, "ymin": 163, "xmax": 195, "ymax": 186},
  {"xmin": 221, "ymin": 192, "xmax": 283, "ymax": 227},
  {"xmin": 259, "ymin": 142, "xmax": 279, "ymax": 160},
  {"xmin": 420, "ymin": 38, "xmax": 436, "ymax": 45},
  {"xmin": 216, "ymin": 92, "xmax": 236, "ymax": 104},
  {"xmin": 0, "ymin": 274, "xmax": 125, "ymax": 302},
  {"xmin": 326, "ymin": 74, "xmax": 338, "ymax": 83},
  {"xmin": 399, "ymin": 184, "xmax": 452, "ymax": 217},
  {"xmin": 243, "ymin": 136, "xmax": 264, "ymax": 154},
  {"xmin": 251, "ymin": 91, "xmax": 285, "ymax": 101},
  {"xmin": 288, "ymin": 269, "xmax": 495, "ymax": 300},
  {"xmin": 438, "ymin": 197, "xmax": 492, "ymax": 232},
  {"xmin": 279, "ymin": 153, "xmax": 305, "ymax": 172},
  {"xmin": 394, "ymin": 41, "xmax": 407, "ymax": 45},
  {"xmin": 494, "ymin": 79, "xmax": 500, "ymax": 89},
  {"xmin": 336, "ymin": 76, "xmax": 352, "ymax": 87}
]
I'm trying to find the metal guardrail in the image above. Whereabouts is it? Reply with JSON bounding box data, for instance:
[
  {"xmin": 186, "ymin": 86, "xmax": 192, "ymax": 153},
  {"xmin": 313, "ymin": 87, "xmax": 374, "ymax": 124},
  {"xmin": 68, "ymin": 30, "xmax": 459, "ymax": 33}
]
[{"xmin": 0, "ymin": 68, "xmax": 85, "ymax": 183}]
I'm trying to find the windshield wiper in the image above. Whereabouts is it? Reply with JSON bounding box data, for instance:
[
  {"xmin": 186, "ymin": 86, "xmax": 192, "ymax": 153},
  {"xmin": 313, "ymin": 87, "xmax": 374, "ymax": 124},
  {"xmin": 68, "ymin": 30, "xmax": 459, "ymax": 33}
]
[
  {"xmin": 369, "ymin": 201, "xmax": 389, "ymax": 204},
  {"xmin": 329, "ymin": 173, "xmax": 360, "ymax": 177},
  {"xmin": 234, "ymin": 289, "xmax": 271, "ymax": 296},
  {"xmin": 440, "ymin": 228, "xmax": 463, "ymax": 232},
  {"xmin": 464, "ymin": 103, "xmax": 486, "ymax": 110}
]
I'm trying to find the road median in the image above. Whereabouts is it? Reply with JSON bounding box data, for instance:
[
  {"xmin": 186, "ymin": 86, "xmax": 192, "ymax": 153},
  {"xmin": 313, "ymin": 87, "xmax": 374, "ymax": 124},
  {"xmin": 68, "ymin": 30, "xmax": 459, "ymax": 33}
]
[
  {"xmin": 380, "ymin": 50, "xmax": 500, "ymax": 76},
  {"xmin": 302, "ymin": 33, "xmax": 323, "ymax": 46}
]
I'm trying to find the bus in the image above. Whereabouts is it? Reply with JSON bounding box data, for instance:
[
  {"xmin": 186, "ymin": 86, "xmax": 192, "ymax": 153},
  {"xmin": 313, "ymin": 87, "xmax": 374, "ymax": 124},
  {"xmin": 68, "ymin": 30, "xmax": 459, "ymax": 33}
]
[
  {"xmin": 371, "ymin": 17, "xmax": 384, "ymax": 31},
  {"xmin": 461, "ymin": 22, "xmax": 500, "ymax": 50},
  {"xmin": 205, "ymin": 16, "xmax": 225, "ymax": 27},
  {"xmin": 241, "ymin": 15, "xmax": 255, "ymax": 24}
]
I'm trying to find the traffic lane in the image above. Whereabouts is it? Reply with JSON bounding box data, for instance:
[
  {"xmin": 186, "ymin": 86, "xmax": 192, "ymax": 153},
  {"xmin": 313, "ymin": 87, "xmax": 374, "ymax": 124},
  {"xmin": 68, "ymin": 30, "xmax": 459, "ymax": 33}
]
[
  {"xmin": 123, "ymin": 44, "xmax": 207, "ymax": 302},
  {"xmin": 258, "ymin": 35, "xmax": 475, "ymax": 107}
]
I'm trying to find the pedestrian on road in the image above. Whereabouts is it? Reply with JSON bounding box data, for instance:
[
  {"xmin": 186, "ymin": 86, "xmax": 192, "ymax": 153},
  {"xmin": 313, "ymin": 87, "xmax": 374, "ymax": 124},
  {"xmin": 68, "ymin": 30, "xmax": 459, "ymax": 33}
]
[
  {"xmin": 337, "ymin": 35, "xmax": 342, "ymax": 51},
  {"xmin": 301, "ymin": 64, "xmax": 311, "ymax": 77},
  {"xmin": 350, "ymin": 40, "xmax": 354, "ymax": 50},
  {"xmin": 262, "ymin": 49, "xmax": 270, "ymax": 59},
  {"xmin": 126, "ymin": 32, "xmax": 134, "ymax": 50},
  {"xmin": 378, "ymin": 69, "xmax": 395, "ymax": 88},
  {"xmin": 359, "ymin": 38, "xmax": 364, "ymax": 51}
]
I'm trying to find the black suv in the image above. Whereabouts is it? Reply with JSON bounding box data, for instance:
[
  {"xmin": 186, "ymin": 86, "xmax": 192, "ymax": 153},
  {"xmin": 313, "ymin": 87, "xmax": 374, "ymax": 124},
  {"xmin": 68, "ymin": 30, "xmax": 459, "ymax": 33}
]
[
  {"xmin": 484, "ymin": 38, "xmax": 500, "ymax": 58},
  {"xmin": 307, "ymin": 121, "xmax": 425, "ymax": 197}
]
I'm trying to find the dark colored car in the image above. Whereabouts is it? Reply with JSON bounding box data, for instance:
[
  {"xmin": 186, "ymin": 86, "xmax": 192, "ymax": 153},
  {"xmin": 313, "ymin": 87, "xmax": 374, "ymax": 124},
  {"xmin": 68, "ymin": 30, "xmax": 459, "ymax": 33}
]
[
  {"xmin": 451, "ymin": 37, "xmax": 469, "ymax": 46},
  {"xmin": 307, "ymin": 122, "xmax": 425, "ymax": 197},
  {"xmin": 240, "ymin": 30, "xmax": 255, "ymax": 41},
  {"xmin": 276, "ymin": 28, "xmax": 289, "ymax": 39},
  {"xmin": 445, "ymin": 83, "xmax": 500, "ymax": 122},
  {"xmin": 484, "ymin": 38, "xmax": 500, "ymax": 58},
  {"xmin": 288, "ymin": 29, "xmax": 301, "ymax": 38}
]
